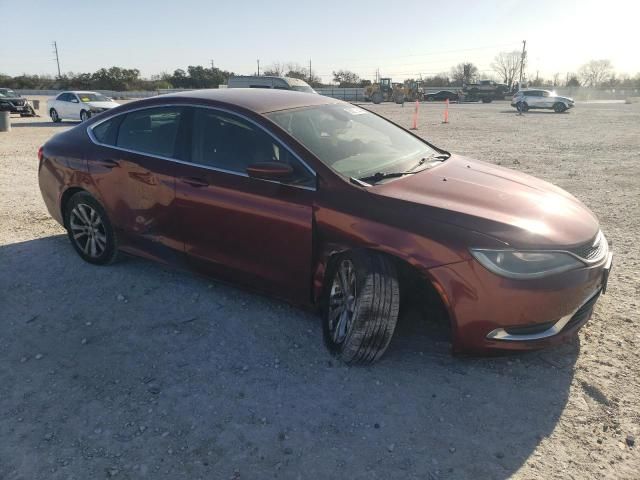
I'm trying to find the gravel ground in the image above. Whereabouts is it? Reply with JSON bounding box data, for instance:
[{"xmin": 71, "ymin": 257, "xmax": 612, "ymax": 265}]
[{"xmin": 0, "ymin": 98, "xmax": 638, "ymax": 479}]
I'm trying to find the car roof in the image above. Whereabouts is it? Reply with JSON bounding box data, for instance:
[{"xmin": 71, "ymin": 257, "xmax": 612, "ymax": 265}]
[{"xmin": 162, "ymin": 88, "xmax": 340, "ymax": 114}]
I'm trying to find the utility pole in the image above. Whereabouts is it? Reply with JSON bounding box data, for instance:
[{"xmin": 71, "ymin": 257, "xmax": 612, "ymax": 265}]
[
  {"xmin": 257, "ymin": 59, "xmax": 260, "ymax": 76},
  {"xmin": 52, "ymin": 41, "xmax": 61, "ymax": 78},
  {"xmin": 309, "ymin": 58, "xmax": 312, "ymax": 83},
  {"xmin": 519, "ymin": 40, "xmax": 527, "ymax": 84},
  {"xmin": 210, "ymin": 59, "xmax": 215, "ymax": 70}
]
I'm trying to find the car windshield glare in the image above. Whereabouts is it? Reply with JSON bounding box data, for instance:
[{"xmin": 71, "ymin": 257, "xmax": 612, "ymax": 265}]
[
  {"xmin": 78, "ymin": 93, "xmax": 109, "ymax": 102},
  {"xmin": 266, "ymin": 104, "xmax": 438, "ymax": 179},
  {"xmin": 0, "ymin": 89, "xmax": 18, "ymax": 98}
]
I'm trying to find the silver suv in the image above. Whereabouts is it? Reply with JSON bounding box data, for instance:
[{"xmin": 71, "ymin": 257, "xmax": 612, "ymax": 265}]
[{"xmin": 511, "ymin": 89, "xmax": 575, "ymax": 113}]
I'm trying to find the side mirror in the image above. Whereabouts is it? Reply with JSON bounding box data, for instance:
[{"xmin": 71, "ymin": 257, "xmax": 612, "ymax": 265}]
[{"xmin": 246, "ymin": 162, "xmax": 293, "ymax": 181}]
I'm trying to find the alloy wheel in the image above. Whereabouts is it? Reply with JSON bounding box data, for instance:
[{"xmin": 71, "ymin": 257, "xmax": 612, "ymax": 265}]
[
  {"xmin": 69, "ymin": 203, "xmax": 107, "ymax": 258},
  {"xmin": 328, "ymin": 259, "xmax": 358, "ymax": 344}
]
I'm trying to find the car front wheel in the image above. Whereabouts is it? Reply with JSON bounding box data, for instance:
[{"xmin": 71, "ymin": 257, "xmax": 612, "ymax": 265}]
[
  {"xmin": 553, "ymin": 102, "xmax": 567, "ymax": 113},
  {"xmin": 64, "ymin": 192, "xmax": 118, "ymax": 265},
  {"xmin": 80, "ymin": 110, "xmax": 90, "ymax": 122},
  {"xmin": 323, "ymin": 251, "xmax": 400, "ymax": 365},
  {"xmin": 50, "ymin": 108, "xmax": 61, "ymax": 123}
]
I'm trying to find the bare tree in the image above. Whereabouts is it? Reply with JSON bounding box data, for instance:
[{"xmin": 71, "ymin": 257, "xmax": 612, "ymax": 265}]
[
  {"xmin": 491, "ymin": 51, "xmax": 522, "ymax": 87},
  {"xmin": 450, "ymin": 63, "xmax": 478, "ymax": 86},
  {"xmin": 578, "ymin": 59, "xmax": 614, "ymax": 87},
  {"xmin": 263, "ymin": 62, "xmax": 284, "ymax": 76},
  {"xmin": 552, "ymin": 72, "xmax": 560, "ymax": 86}
]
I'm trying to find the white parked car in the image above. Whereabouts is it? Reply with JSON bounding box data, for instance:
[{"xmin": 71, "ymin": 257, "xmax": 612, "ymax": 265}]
[
  {"xmin": 47, "ymin": 91, "xmax": 120, "ymax": 122},
  {"xmin": 511, "ymin": 89, "xmax": 575, "ymax": 113}
]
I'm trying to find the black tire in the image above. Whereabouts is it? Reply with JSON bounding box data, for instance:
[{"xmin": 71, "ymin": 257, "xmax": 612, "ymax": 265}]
[
  {"xmin": 553, "ymin": 102, "xmax": 566, "ymax": 113},
  {"xmin": 371, "ymin": 92, "xmax": 383, "ymax": 104},
  {"xmin": 517, "ymin": 101, "xmax": 529, "ymax": 112},
  {"xmin": 80, "ymin": 109, "xmax": 91, "ymax": 122},
  {"xmin": 64, "ymin": 192, "xmax": 119, "ymax": 265},
  {"xmin": 481, "ymin": 97, "xmax": 492, "ymax": 103},
  {"xmin": 426, "ymin": 96, "xmax": 434, "ymax": 102},
  {"xmin": 322, "ymin": 250, "xmax": 400, "ymax": 365},
  {"xmin": 50, "ymin": 108, "xmax": 61, "ymax": 123}
]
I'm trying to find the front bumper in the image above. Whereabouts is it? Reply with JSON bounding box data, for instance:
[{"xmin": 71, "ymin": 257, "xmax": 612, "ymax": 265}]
[{"xmin": 428, "ymin": 250, "xmax": 612, "ymax": 353}]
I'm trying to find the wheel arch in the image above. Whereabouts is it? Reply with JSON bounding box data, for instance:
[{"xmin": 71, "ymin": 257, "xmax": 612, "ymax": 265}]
[
  {"xmin": 60, "ymin": 186, "xmax": 89, "ymax": 228},
  {"xmin": 313, "ymin": 246, "xmax": 453, "ymax": 339}
]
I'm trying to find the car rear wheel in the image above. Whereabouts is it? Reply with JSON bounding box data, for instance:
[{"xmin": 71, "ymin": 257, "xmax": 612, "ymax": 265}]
[
  {"xmin": 426, "ymin": 96, "xmax": 434, "ymax": 102},
  {"xmin": 50, "ymin": 108, "xmax": 61, "ymax": 123},
  {"xmin": 64, "ymin": 192, "xmax": 118, "ymax": 265},
  {"xmin": 323, "ymin": 251, "xmax": 400, "ymax": 365},
  {"xmin": 553, "ymin": 102, "xmax": 567, "ymax": 113},
  {"xmin": 517, "ymin": 101, "xmax": 529, "ymax": 112},
  {"xmin": 80, "ymin": 109, "xmax": 90, "ymax": 122}
]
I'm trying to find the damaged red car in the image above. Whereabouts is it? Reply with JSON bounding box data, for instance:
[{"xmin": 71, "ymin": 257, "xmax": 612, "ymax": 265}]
[{"xmin": 38, "ymin": 89, "xmax": 613, "ymax": 364}]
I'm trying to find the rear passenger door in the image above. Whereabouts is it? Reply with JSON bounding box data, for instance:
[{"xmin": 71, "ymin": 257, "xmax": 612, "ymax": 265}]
[{"xmin": 87, "ymin": 106, "xmax": 187, "ymax": 261}]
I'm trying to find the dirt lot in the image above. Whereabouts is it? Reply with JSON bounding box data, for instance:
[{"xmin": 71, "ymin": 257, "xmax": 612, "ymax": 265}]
[{"xmin": 1, "ymin": 98, "xmax": 638, "ymax": 480}]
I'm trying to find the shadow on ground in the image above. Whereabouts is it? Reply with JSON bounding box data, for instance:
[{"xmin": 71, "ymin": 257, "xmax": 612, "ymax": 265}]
[
  {"xmin": 0, "ymin": 236, "xmax": 578, "ymax": 480},
  {"xmin": 9, "ymin": 121, "xmax": 73, "ymax": 128}
]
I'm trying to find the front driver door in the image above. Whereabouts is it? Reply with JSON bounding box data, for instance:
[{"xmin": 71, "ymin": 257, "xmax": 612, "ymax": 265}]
[{"xmin": 175, "ymin": 107, "xmax": 316, "ymax": 304}]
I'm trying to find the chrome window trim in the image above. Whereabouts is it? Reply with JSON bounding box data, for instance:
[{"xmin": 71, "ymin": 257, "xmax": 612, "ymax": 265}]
[{"xmin": 85, "ymin": 103, "xmax": 317, "ymax": 191}]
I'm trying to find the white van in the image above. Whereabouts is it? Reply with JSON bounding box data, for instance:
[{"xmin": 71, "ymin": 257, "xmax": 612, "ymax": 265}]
[{"xmin": 227, "ymin": 76, "xmax": 316, "ymax": 93}]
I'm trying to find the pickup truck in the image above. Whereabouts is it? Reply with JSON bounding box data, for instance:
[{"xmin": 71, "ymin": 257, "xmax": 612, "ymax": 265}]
[{"xmin": 462, "ymin": 80, "xmax": 510, "ymax": 103}]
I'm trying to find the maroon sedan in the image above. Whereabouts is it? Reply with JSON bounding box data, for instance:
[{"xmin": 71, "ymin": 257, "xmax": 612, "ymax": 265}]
[{"xmin": 38, "ymin": 89, "xmax": 612, "ymax": 364}]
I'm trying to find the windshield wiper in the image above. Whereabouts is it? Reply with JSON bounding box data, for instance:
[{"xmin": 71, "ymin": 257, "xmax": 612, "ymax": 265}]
[{"xmin": 358, "ymin": 170, "xmax": 420, "ymax": 184}]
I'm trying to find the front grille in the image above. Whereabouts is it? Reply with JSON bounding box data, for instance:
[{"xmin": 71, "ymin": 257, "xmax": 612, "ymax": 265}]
[
  {"xmin": 567, "ymin": 232, "xmax": 606, "ymax": 261},
  {"xmin": 12, "ymin": 99, "xmax": 26, "ymax": 106},
  {"xmin": 563, "ymin": 291, "xmax": 601, "ymax": 331}
]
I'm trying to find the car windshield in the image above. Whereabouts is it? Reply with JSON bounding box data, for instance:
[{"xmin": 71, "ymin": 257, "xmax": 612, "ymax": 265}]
[
  {"xmin": 267, "ymin": 104, "xmax": 440, "ymax": 179},
  {"xmin": 291, "ymin": 85, "xmax": 316, "ymax": 93},
  {"xmin": 0, "ymin": 89, "xmax": 18, "ymax": 98},
  {"xmin": 78, "ymin": 93, "xmax": 109, "ymax": 102}
]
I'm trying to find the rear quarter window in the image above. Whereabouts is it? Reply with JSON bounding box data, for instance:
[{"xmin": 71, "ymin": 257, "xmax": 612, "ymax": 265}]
[
  {"xmin": 91, "ymin": 116, "xmax": 123, "ymax": 146},
  {"xmin": 116, "ymin": 107, "xmax": 184, "ymax": 158}
]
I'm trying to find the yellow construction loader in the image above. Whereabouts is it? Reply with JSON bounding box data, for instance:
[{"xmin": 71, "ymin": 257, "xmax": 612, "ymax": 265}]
[{"xmin": 365, "ymin": 78, "xmax": 406, "ymax": 104}]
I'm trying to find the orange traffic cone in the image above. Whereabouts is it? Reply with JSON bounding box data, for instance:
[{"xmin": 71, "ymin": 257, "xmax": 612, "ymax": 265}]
[
  {"xmin": 443, "ymin": 98, "xmax": 449, "ymax": 124},
  {"xmin": 410, "ymin": 100, "xmax": 419, "ymax": 130}
]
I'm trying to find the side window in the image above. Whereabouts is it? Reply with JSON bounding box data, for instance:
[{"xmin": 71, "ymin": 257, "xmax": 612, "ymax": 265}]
[
  {"xmin": 190, "ymin": 108, "xmax": 314, "ymax": 187},
  {"xmin": 58, "ymin": 93, "xmax": 71, "ymax": 102},
  {"xmin": 91, "ymin": 116, "xmax": 123, "ymax": 146},
  {"xmin": 116, "ymin": 107, "xmax": 183, "ymax": 158}
]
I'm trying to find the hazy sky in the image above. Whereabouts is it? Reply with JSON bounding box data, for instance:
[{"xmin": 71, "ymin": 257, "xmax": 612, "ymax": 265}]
[{"xmin": 2, "ymin": 0, "xmax": 638, "ymax": 82}]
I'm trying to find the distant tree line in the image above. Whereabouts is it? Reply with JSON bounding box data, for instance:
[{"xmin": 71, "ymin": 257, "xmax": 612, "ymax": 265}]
[{"xmin": 1, "ymin": 58, "xmax": 638, "ymax": 91}]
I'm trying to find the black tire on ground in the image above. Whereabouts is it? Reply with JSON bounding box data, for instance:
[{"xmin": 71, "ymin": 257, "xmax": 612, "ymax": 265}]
[
  {"xmin": 80, "ymin": 109, "xmax": 90, "ymax": 122},
  {"xmin": 322, "ymin": 250, "xmax": 400, "ymax": 365},
  {"xmin": 481, "ymin": 97, "xmax": 493, "ymax": 103},
  {"xmin": 426, "ymin": 96, "xmax": 434, "ymax": 102},
  {"xmin": 517, "ymin": 101, "xmax": 529, "ymax": 112},
  {"xmin": 50, "ymin": 108, "xmax": 61, "ymax": 123},
  {"xmin": 64, "ymin": 191, "xmax": 119, "ymax": 265},
  {"xmin": 371, "ymin": 92, "xmax": 383, "ymax": 104},
  {"xmin": 553, "ymin": 102, "xmax": 567, "ymax": 113}
]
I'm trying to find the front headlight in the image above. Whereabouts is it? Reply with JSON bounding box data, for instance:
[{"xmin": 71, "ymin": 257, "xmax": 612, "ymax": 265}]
[{"xmin": 470, "ymin": 249, "xmax": 584, "ymax": 279}]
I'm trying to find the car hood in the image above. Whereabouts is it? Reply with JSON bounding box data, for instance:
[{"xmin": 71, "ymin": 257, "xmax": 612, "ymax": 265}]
[
  {"xmin": 85, "ymin": 101, "xmax": 119, "ymax": 109},
  {"xmin": 373, "ymin": 155, "xmax": 599, "ymax": 249}
]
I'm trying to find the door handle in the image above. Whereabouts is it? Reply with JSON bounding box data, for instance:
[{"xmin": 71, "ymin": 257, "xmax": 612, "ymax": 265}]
[
  {"xmin": 179, "ymin": 176, "xmax": 209, "ymax": 188},
  {"xmin": 94, "ymin": 159, "xmax": 120, "ymax": 169}
]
